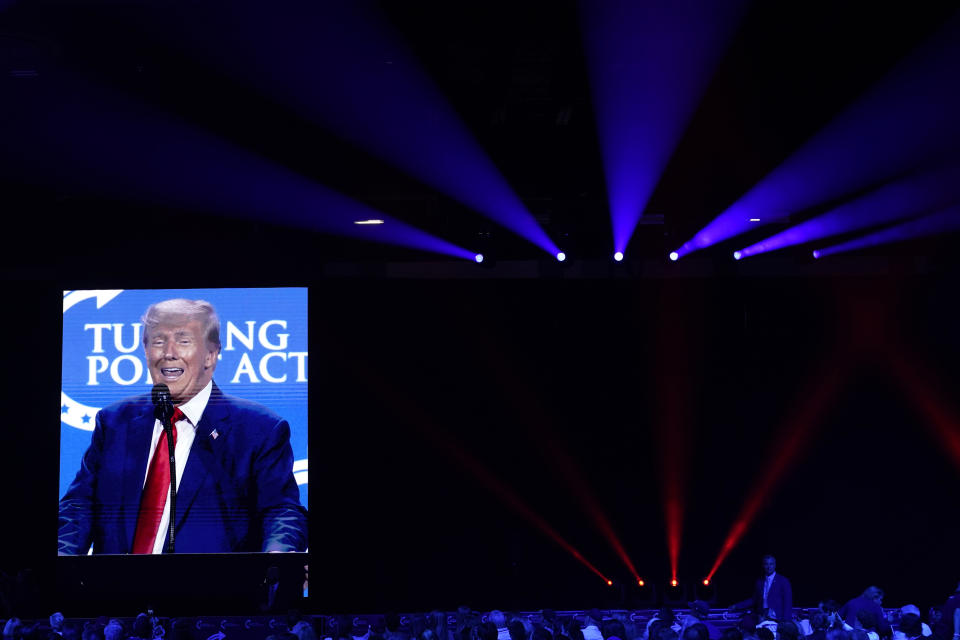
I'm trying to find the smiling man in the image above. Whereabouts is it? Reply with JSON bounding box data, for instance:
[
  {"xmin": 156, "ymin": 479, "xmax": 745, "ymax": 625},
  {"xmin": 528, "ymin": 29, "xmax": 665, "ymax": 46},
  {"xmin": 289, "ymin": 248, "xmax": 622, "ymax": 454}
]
[{"xmin": 58, "ymin": 298, "xmax": 308, "ymax": 554}]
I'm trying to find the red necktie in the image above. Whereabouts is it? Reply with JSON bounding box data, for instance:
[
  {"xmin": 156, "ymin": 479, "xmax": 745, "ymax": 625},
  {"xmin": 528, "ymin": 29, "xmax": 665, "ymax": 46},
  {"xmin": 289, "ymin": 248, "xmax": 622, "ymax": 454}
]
[{"xmin": 132, "ymin": 408, "xmax": 184, "ymax": 554}]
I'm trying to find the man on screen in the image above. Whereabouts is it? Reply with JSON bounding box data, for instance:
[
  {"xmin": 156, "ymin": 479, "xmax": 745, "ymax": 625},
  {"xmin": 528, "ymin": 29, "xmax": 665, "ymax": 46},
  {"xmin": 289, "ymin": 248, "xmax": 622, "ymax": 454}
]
[{"xmin": 58, "ymin": 298, "xmax": 308, "ymax": 554}]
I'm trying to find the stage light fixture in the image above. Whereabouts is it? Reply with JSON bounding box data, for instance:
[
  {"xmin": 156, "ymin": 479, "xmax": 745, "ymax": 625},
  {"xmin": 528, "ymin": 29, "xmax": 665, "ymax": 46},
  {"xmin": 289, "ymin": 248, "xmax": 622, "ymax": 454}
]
[
  {"xmin": 475, "ymin": 253, "xmax": 484, "ymax": 263},
  {"xmin": 733, "ymin": 251, "xmax": 742, "ymax": 260},
  {"xmin": 614, "ymin": 251, "xmax": 624, "ymax": 262},
  {"xmin": 607, "ymin": 579, "xmax": 613, "ymax": 586},
  {"xmin": 638, "ymin": 579, "xmax": 645, "ymax": 587},
  {"xmin": 696, "ymin": 578, "xmax": 718, "ymax": 604},
  {"xmin": 557, "ymin": 251, "xmax": 567, "ymax": 262},
  {"xmin": 632, "ymin": 580, "xmax": 657, "ymax": 608},
  {"xmin": 749, "ymin": 218, "xmax": 760, "ymax": 222},
  {"xmin": 353, "ymin": 219, "xmax": 385, "ymax": 225},
  {"xmin": 812, "ymin": 250, "xmax": 821, "ymax": 259},
  {"xmin": 669, "ymin": 251, "xmax": 679, "ymax": 261},
  {"xmin": 665, "ymin": 579, "xmax": 687, "ymax": 606}
]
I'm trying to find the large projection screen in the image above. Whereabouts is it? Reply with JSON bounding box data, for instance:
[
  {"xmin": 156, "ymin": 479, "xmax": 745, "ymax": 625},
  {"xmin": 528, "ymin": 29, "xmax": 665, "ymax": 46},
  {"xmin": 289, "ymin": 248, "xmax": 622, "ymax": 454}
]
[{"xmin": 59, "ymin": 288, "xmax": 308, "ymax": 555}]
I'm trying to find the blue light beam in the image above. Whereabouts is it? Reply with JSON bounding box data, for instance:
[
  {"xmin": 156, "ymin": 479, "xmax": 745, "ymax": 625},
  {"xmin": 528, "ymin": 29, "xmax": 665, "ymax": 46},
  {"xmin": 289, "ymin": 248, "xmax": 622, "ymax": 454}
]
[
  {"xmin": 675, "ymin": 12, "xmax": 960, "ymax": 258},
  {"xmin": 814, "ymin": 204, "xmax": 960, "ymax": 258},
  {"xmin": 581, "ymin": 0, "xmax": 749, "ymax": 254},
  {"xmin": 162, "ymin": 1, "xmax": 558, "ymax": 257},
  {"xmin": 0, "ymin": 73, "xmax": 475, "ymax": 260}
]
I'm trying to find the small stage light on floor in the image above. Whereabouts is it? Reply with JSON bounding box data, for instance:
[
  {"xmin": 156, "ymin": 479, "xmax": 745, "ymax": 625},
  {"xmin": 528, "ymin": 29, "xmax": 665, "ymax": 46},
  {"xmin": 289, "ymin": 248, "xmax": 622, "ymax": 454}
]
[
  {"xmin": 812, "ymin": 250, "xmax": 821, "ymax": 259},
  {"xmin": 607, "ymin": 579, "xmax": 613, "ymax": 586},
  {"xmin": 696, "ymin": 577, "xmax": 717, "ymax": 604},
  {"xmin": 475, "ymin": 230, "xmax": 497, "ymax": 268},
  {"xmin": 665, "ymin": 579, "xmax": 686, "ymax": 605},
  {"xmin": 733, "ymin": 251, "xmax": 742, "ymax": 260},
  {"xmin": 669, "ymin": 251, "xmax": 679, "ymax": 261},
  {"xmin": 631, "ymin": 579, "xmax": 656, "ymax": 608},
  {"xmin": 614, "ymin": 251, "xmax": 624, "ymax": 262},
  {"xmin": 557, "ymin": 251, "xmax": 567, "ymax": 262}
]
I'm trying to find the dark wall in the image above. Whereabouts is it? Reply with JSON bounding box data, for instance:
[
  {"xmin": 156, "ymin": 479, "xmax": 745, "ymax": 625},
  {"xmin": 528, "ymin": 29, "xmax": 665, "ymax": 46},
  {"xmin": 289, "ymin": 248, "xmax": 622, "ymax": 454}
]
[
  {"xmin": 2, "ymin": 272, "xmax": 958, "ymax": 615},
  {"xmin": 311, "ymin": 274, "xmax": 960, "ymax": 612}
]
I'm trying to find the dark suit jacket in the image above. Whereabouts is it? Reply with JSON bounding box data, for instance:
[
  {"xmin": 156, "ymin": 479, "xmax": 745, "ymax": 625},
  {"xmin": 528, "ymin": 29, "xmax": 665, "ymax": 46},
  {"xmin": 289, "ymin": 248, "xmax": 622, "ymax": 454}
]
[
  {"xmin": 58, "ymin": 383, "xmax": 308, "ymax": 554},
  {"xmin": 736, "ymin": 574, "xmax": 793, "ymax": 621},
  {"xmin": 839, "ymin": 596, "xmax": 891, "ymax": 637}
]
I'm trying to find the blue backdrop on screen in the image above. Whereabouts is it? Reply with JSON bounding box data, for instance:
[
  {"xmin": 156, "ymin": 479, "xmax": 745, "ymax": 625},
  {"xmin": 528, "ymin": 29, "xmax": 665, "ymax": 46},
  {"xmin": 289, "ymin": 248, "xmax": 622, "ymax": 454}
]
[{"xmin": 60, "ymin": 288, "xmax": 308, "ymax": 512}]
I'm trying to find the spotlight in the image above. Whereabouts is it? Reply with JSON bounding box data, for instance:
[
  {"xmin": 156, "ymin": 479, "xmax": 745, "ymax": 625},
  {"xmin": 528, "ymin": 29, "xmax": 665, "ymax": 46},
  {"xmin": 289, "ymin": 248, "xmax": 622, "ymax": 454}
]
[
  {"xmin": 353, "ymin": 219, "xmax": 385, "ymax": 225},
  {"xmin": 633, "ymin": 578, "xmax": 656, "ymax": 608},
  {"xmin": 475, "ymin": 230, "xmax": 498, "ymax": 268},
  {"xmin": 664, "ymin": 578, "xmax": 686, "ymax": 605},
  {"xmin": 669, "ymin": 251, "xmax": 679, "ymax": 261},
  {"xmin": 812, "ymin": 250, "xmax": 821, "ymax": 259},
  {"xmin": 696, "ymin": 577, "xmax": 717, "ymax": 604},
  {"xmin": 607, "ymin": 580, "xmax": 613, "ymax": 586},
  {"xmin": 557, "ymin": 252, "xmax": 567, "ymax": 262},
  {"xmin": 613, "ymin": 251, "xmax": 624, "ymax": 262},
  {"xmin": 733, "ymin": 251, "xmax": 742, "ymax": 260}
]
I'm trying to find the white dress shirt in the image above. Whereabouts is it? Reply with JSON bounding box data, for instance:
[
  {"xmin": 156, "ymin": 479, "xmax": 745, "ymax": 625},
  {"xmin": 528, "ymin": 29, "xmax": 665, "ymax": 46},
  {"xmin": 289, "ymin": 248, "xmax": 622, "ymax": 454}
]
[
  {"xmin": 142, "ymin": 380, "xmax": 212, "ymax": 554},
  {"xmin": 763, "ymin": 572, "xmax": 776, "ymax": 609},
  {"xmin": 582, "ymin": 625, "xmax": 604, "ymax": 640}
]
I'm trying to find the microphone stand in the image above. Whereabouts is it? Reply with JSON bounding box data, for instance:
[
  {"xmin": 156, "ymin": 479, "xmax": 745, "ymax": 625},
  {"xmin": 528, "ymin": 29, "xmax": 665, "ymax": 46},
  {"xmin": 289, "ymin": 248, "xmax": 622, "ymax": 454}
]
[{"xmin": 158, "ymin": 404, "xmax": 177, "ymax": 554}]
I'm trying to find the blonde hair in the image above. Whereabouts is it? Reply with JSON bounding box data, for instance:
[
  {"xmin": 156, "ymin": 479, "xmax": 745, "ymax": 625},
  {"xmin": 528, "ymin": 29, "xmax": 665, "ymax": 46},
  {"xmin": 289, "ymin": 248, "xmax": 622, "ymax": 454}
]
[{"xmin": 141, "ymin": 298, "xmax": 221, "ymax": 349}]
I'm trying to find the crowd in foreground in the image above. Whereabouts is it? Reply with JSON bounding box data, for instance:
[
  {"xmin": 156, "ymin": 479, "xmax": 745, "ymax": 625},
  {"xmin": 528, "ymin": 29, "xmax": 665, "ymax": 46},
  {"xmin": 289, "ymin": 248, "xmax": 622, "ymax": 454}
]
[{"xmin": 1, "ymin": 582, "xmax": 958, "ymax": 640}]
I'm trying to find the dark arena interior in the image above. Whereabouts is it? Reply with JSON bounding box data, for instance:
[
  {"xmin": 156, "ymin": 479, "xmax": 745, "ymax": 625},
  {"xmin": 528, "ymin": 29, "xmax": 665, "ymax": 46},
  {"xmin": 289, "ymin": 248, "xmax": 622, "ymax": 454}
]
[{"xmin": 1, "ymin": 1, "xmax": 959, "ymax": 640}]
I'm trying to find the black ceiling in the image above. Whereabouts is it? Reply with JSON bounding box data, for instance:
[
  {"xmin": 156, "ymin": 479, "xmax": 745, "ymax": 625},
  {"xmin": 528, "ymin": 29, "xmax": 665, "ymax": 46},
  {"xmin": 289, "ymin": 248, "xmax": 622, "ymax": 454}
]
[{"xmin": 1, "ymin": 1, "xmax": 958, "ymax": 272}]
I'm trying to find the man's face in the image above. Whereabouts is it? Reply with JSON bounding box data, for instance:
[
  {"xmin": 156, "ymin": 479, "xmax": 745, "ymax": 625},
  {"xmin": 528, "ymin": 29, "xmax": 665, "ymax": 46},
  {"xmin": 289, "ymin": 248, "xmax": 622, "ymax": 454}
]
[
  {"xmin": 145, "ymin": 318, "xmax": 218, "ymax": 404},
  {"xmin": 762, "ymin": 557, "xmax": 776, "ymax": 576}
]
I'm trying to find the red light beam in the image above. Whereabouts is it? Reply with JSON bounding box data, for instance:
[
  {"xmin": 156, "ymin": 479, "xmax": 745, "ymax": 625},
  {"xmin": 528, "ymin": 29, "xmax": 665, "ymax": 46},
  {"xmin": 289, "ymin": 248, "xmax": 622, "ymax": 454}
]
[
  {"xmin": 346, "ymin": 359, "xmax": 614, "ymax": 585},
  {"xmin": 469, "ymin": 332, "xmax": 641, "ymax": 583},
  {"xmin": 886, "ymin": 347, "xmax": 960, "ymax": 470},
  {"xmin": 654, "ymin": 291, "xmax": 703, "ymax": 583},
  {"xmin": 706, "ymin": 353, "xmax": 851, "ymax": 581}
]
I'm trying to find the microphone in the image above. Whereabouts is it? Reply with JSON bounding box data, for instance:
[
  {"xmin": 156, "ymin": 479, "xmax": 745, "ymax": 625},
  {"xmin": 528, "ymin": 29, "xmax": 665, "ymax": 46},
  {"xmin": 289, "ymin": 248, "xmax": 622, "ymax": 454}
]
[
  {"xmin": 152, "ymin": 383, "xmax": 174, "ymax": 424},
  {"xmin": 150, "ymin": 382, "xmax": 177, "ymax": 553}
]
